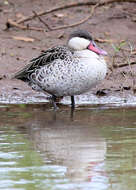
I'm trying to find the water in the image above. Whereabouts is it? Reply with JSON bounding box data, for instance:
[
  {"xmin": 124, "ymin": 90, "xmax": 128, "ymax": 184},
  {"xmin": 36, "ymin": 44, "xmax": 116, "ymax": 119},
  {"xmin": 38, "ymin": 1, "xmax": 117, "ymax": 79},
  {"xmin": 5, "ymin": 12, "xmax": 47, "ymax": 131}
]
[{"xmin": 0, "ymin": 104, "xmax": 136, "ymax": 190}]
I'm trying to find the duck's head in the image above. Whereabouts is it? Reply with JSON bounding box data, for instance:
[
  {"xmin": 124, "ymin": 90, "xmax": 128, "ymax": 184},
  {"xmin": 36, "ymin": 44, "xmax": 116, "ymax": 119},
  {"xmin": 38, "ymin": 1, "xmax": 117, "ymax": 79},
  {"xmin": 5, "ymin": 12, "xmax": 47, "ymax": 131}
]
[{"xmin": 68, "ymin": 30, "xmax": 107, "ymax": 56}]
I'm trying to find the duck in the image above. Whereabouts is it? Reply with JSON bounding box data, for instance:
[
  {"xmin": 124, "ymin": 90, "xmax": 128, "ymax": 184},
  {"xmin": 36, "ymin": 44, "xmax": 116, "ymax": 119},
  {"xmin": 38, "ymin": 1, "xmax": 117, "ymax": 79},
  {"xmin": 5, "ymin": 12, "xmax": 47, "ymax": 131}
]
[{"xmin": 13, "ymin": 30, "xmax": 107, "ymax": 109}]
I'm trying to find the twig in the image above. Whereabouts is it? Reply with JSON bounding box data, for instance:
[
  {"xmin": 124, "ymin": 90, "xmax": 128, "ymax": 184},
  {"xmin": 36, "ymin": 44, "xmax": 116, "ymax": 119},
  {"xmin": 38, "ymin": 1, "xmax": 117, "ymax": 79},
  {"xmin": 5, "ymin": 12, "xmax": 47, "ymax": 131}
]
[
  {"xmin": 32, "ymin": 10, "xmax": 52, "ymax": 31},
  {"xmin": 26, "ymin": 26, "xmax": 44, "ymax": 31},
  {"xmin": 6, "ymin": 19, "xmax": 27, "ymax": 30},
  {"xmin": 6, "ymin": 19, "xmax": 44, "ymax": 31},
  {"xmin": 113, "ymin": 61, "xmax": 136, "ymax": 68},
  {"xmin": 16, "ymin": 1, "xmax": 97, "ymax": 24},
  {"xmin": 16, "ymin": 0, "xmax": 136, "ymax": 25},
  {"xmin": 95, "ymin": 38, "xmax": 114, "ymax": 43},
  {"xmin": 50, "ymin": 3, "xmax": 99, "ymax": 30}
]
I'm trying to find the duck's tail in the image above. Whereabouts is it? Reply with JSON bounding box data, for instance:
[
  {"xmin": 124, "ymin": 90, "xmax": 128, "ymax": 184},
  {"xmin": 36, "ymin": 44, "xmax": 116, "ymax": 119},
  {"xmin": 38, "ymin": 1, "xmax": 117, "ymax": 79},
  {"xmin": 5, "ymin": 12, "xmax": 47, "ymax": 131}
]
[{"xmin": 11, "ymin": 62, "xmax": 32, "ymax": 82}]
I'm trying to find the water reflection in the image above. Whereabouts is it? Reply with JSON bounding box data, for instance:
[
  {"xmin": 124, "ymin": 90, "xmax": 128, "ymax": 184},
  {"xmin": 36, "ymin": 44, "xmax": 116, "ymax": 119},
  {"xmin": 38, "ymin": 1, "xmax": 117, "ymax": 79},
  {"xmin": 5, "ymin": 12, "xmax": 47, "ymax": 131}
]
[
  {"xmin": 0, "ymin": 104, "xmax": 136, "ymax": 189},
  {"xmin": 28, "ymin": 110, "xmax": 107, "ymax": 187}
]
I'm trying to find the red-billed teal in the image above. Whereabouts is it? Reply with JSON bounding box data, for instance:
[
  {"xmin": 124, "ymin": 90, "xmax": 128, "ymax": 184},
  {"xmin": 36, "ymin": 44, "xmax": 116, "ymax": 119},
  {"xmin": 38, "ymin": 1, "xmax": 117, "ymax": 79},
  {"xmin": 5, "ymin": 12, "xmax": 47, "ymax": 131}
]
[{"xmin": 13, "ymin": 30, "xmax": 107, "ymax": 109}]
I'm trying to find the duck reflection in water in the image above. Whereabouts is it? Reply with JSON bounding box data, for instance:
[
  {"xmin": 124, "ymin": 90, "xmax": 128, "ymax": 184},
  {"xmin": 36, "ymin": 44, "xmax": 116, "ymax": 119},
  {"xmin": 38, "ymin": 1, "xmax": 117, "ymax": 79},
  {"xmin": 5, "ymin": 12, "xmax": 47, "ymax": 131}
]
[{"xmin": 27, "ymin": 108, "xmax": 108, "ymax": 185}]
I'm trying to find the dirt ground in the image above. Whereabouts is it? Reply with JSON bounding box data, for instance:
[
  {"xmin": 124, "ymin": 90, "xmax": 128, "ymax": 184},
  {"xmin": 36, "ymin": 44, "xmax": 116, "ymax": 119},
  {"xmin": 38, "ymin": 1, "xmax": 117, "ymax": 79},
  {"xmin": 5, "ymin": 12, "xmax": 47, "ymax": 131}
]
[{"xmin": 0, "ymin": 0, "xmax": 136, "ymax": 103}]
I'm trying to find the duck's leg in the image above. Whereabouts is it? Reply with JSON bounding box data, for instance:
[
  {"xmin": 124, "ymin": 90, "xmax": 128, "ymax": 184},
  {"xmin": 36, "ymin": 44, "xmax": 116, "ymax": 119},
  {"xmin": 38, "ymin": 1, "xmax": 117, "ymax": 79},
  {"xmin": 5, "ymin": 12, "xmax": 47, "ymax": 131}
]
[
  {"xmin": 71, "ymin": 96, "xmax": 75, "ymax": 109},
  {"xmin": 51, "ymin": 95, "xmax": 58, "ymax": 110}
]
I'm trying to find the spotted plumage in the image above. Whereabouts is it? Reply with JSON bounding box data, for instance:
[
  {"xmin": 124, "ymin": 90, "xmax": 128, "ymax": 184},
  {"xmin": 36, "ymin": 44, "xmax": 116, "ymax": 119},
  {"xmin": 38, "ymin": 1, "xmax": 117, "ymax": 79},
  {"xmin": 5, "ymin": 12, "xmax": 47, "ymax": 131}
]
[{"xmin": 13, "ymin": 30, "xmax": 107, "ymax": 108}]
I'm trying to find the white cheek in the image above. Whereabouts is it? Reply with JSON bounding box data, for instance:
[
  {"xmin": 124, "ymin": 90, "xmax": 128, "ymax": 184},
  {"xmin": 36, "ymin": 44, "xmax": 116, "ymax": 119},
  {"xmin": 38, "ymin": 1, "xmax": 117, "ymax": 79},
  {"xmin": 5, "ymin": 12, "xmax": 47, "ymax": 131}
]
[{"xmin": 68, "ymin": 37, "xmax": 90, "ymax": 50}]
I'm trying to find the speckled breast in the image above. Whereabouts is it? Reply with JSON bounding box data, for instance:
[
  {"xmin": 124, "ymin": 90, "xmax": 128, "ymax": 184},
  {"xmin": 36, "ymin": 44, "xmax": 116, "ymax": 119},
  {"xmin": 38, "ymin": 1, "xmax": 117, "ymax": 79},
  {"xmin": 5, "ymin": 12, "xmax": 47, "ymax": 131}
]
[{"xmin": 34, "ymin": 55, "xmax": 107, "ymax": 97}]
